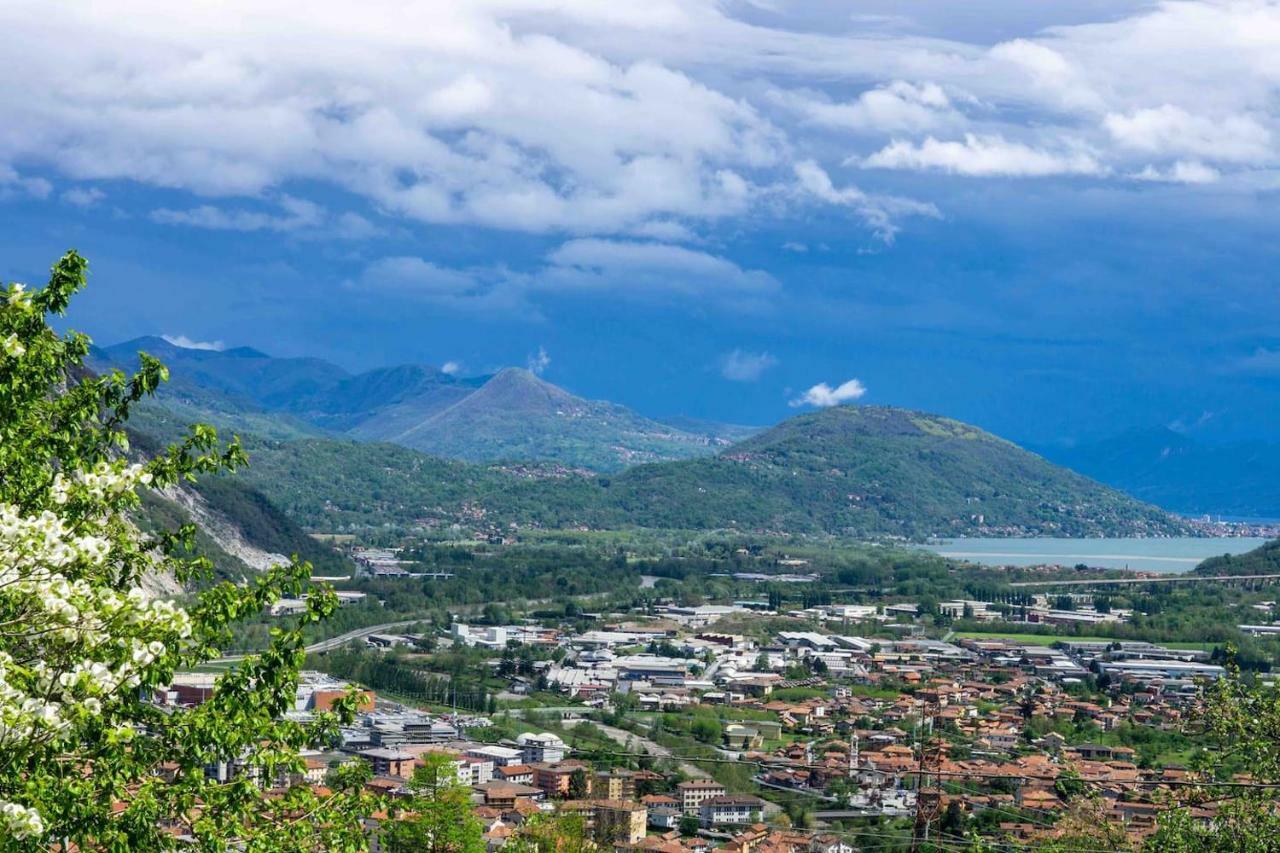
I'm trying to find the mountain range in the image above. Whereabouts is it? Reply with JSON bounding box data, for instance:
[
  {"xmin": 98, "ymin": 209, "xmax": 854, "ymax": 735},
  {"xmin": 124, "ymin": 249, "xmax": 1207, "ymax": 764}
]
[
  {"xmin": 222, "ymin": 405, "xmax": 1188, "ymax": 539},
  {"xmin": 94, "ymin": 336, "xmax": 1191, "ymax": 541},
  {"xmin": 91, "ymin": 337, "xmax": 751, "ymax": 471},
  {"xmin": 1041, "ymin": 427, "xmax": 1280, "ymax": 520}
]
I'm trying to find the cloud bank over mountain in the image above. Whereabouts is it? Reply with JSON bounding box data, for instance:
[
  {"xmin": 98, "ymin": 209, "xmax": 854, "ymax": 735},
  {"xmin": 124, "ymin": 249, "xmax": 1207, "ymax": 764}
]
[
  {"xmin": 6, "ymin": 0, "xmax": 1279, "ymax": 244},
  {"xmin": 6, "ymin": 0, "xmax": 1280, "ymax": 447}
]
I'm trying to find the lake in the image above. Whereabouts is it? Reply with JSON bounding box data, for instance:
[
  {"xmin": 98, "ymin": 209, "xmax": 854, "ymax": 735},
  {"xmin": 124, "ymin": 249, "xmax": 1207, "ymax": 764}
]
[{"xmin": 920, "ymin": 537, "xmax": 1270, "ymax": 573}]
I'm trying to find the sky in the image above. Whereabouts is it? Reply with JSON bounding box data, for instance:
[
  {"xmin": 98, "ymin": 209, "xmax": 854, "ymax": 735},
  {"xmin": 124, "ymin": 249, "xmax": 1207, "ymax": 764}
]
[{"xmin": 3, "ymin": 0, "xmax": 1280, "ymax": 446}]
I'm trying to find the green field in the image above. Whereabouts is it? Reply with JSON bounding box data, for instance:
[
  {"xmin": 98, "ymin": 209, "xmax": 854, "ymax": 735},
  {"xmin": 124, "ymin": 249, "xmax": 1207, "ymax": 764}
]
[{"xmin": 951, "ymin": 631, "xmax": 1219, "ymax": 651}]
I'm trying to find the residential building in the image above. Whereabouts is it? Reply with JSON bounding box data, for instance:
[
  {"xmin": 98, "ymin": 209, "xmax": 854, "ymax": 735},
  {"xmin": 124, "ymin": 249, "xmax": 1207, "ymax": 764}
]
[
  {"xmin": 466, "ymin": 744, "xmax": 525, "ymax": 767},
  {"xmin": 593, "ymin": 799, "xmax": 649, "ymax": 843},
  {"xmin": 534, "ymin": 760, "xmax": 592, "ymax": 798},
  {"xmin": 359, "ymin": 748, "xmax": 415, "ymax": 779},
  {"xmin": 473, "ymin": 781, "xmax": 545, "ymax": 809},
  {"xmin": 594, "ymin": 768, "xmax": 637, "ymax": 801},
  {"xmin": 517, "ymin": 732, "xmax": 567, "ymax": 764},
  {"xmin": 699, "ymin": 795, "xmax": 766, "ymax": 827},
  {"xmin": 496, "ymin": 764, "xmax": 536, "ymax": 785},
  {"xmin": 677, "ymin": 779, "xmax": 726, "ymax": 814}
]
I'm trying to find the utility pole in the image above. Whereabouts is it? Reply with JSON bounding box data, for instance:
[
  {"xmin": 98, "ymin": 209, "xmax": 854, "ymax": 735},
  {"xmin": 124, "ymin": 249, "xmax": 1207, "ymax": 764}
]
[
  {"xmin": 911, "ymin": 696, "xmax": 943, "ymax": 851},
  {"xmin": 848, "ymin": 731, "xmax": 859, "ymax": 777}
]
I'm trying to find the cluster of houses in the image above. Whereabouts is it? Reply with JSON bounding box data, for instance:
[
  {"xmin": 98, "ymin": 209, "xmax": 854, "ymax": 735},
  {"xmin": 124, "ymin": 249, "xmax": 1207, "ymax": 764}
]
[
  {"xmin": 154, "ymin": 588, "xmax": 1243, "ymax": 850},
  {"xmin": 511, "ymin": 614, "xmax": 1219, "ymax": 714},
  {"xmin": 430, "ymin": 610, "xmax": 1231, "ymax": 848},
  {"xmin": 159, "ymin": 671, "xmax": 779, "ymax": 849}
]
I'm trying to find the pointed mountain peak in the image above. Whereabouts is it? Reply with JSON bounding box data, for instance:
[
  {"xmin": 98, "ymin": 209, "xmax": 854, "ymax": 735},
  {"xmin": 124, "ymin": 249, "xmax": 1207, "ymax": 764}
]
[
  {"xmin": 468, "ymin": 367, "xmax": 581, "ymax": 413},
  {"xmin": 490, "ymin": 366, "xmax": 548, "ymax": 383},
  {"xmin": 102, "ymin": 335, "xmax": 269, "ymax": 360},
  {"xmin": 105, "ymin": 335, "xmax": 177, "ymax": 353}
]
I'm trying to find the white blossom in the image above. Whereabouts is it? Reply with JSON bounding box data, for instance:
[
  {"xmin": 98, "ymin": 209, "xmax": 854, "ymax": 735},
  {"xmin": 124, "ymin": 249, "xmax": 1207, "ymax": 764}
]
[
  {"xmin": 2, "ymin": 334, "xmax": 24, "ymax": 358},
  {"xmin": 6, "ymin": 283, "xmax": 29, "ymax": 307},
  {"xmin": 0, "ymin": 800, "xmax": 43, "ymax": 839},
  {"xmin": 0, "ymin": 463, "xmax": 192, "ymax": 754}
]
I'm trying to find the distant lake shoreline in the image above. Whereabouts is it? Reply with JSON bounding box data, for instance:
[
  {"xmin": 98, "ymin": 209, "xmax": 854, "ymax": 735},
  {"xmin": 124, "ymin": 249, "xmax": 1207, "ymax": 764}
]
[{"xmin": 919, "ymin": 537, "xmax": 1269, "ymax": 573}]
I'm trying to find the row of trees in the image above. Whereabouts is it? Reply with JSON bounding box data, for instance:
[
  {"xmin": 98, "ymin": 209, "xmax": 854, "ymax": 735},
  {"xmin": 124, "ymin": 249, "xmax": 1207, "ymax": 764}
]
[{"xmin": 316, "ymin": 647, "xmax": 499, "ymax": 714}]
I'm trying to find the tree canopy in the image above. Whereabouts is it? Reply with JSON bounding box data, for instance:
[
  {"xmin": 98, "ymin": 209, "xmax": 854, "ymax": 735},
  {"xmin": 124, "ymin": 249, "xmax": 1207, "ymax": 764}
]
[{"xmin": 0, "ymin": 252, "xmax": 372, "ymax": 849}]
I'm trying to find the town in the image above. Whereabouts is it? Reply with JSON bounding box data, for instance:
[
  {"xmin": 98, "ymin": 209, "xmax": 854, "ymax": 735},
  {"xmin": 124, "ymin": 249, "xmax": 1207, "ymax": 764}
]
[{"xmin": 164, "ymin": 581, "xmax": 1241, "ymax": 850}]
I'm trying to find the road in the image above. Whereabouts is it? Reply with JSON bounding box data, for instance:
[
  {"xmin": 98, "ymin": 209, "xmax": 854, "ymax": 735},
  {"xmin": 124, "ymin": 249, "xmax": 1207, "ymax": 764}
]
[
  {"xmin": 512, "ymin": 711, "xmax": 712, "ymax": 780},
  {"xmin": 212, "ymin": 585, "xmax": 624, "ymax": 664},
  {"xmin": 587, "ymin": 721, "xmax": 711, "ymax": 779},
  {"xmin": 213, "ymin": 586, "xmax": 618, "ymax": 664},
  {"xmin": 213, "ymin": 618, "xmax": 431, "ymax": 663},
  {"xmin": 505, "ymin": 706, "xmax": 711, "ymax": 778}
]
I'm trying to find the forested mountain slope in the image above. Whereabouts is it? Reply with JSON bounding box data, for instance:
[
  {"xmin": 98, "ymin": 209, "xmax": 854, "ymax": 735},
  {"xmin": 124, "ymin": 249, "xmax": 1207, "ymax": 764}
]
[
  {"xmin": 1196, "ymin": 539, "xmax": 1280, "ymax": 576},
  {"xmin": 231, "ymin": 406, "xmax": 1187, "ymax": 539},
  {"xmin": 94, "ymin": 340, "xmax": 740, "ymax": 470}
]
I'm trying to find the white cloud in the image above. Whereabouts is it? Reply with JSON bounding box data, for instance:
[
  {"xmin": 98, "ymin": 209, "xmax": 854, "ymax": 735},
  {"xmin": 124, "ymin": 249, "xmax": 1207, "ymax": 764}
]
[
  {"xmin": 2, "ymin": 0, "xmax": 1277, "ymax": 245},
  {"xmin": 544, "ymin": 238, "xmax": 779, "ymax": 299},
  {"xmin": 151, "ymin": 195, "xmax": 324, "ymax": 232},
  {"xmin": 790, "ymin": 378, "xmax": 867, "ymax": 407},
  {"xmin": 0, "ymin": 2, "xmax": 783, "ymax": 236},
  {"xmin": 527, "ymin": 346, "xmax": 551, "ymax": 375},
  {"xmin": 720, "ymin": 349, "xmax": 777, "ymax": 382},
  {"xmin": 987, "ymin": 38, "xmax": 1101, "ymax": 112},
  {"xmin": 794, "ymin": 160, "xmax": 938, "ymax": 242},
  {"xmin": 782, "ymin": 241, "xmax": 807, "ymax": 252},
  {"xmin": 353, "ymin": 257, "xmax": 480, "ymax": 298},
  {"xmin": 1105, "ymin": 106, "xmax": 1271, "ymax": 164},
  {"xmin": 863, "ymin": 134, "xmax": 1104, "ymax": 177},
  {"xmin": 61, "ymin": 186, "xmax": 105, "ymax": 207},
  {"xmin": 630, "ymin": 220, "xmax": 698, "ymax": 242},
  {"xmin": 420, "ymin": 74, "xmax": 494, "ymax": 120},
  {"xmin": 0, "ymin": 165, "xmax": 51, "ymax": 199},
  {"xmin": 778, "ymin": 81, "xmax": 957, "ymax": 133},
  {"xmin": 1133, "ymin": 160, "xmax": 1220, "ymax": 185},
  {"xmin": 334, "ymin": 211, "xmax": 382, "ymax": 239},
  {"xmin": 161, "ymin": 334, "xmax": 224, "ymax": 351},
  {"xmin": 440, "ymin": 360, "xmax": 462, "ymax": 376},
  {"xmin": 350, "ymin": 238, "xmax": 779, "ymax": 315}
]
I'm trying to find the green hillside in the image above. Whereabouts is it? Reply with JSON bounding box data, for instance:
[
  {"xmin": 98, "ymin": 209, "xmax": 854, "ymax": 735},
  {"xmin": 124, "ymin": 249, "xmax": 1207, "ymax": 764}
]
[
  {"xmin": 129, "ymin": 397, "xmax": 325, "ymax": 444},
  {"xmin": 192, "ymin": 477, "xmax": 355, "ymax": 575},
  {"xmin": 105, "ymin": 344, "xmax": 1185, "ymax": 540},
  {"xmin": 1195, "ymin": 539, "xmax": 1280, "ymax": 576},
  {"xmin": 232, "ymin": 406, "xmax": 1186, "ymax": 539},
  {"xmin": 592, "ymin": 406, "xmax": 1187, "ymax": 538},
  {"xmin": 393, "ymin": 367, "xmax": 727, "ymax": 471},
  {"xmin": 231, "ymin": 436, "xmax": 603, "ymax": 532},
  {"xmin": 126, "ymin": 427, "xmax": 354, "ymax": 580}
]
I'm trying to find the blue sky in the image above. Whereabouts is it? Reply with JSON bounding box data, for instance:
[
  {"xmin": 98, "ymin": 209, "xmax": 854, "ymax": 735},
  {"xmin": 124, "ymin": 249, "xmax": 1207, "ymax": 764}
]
[{"xmin": 3, "ymin": 0, "xmax": 1280, "ymax": 445}]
